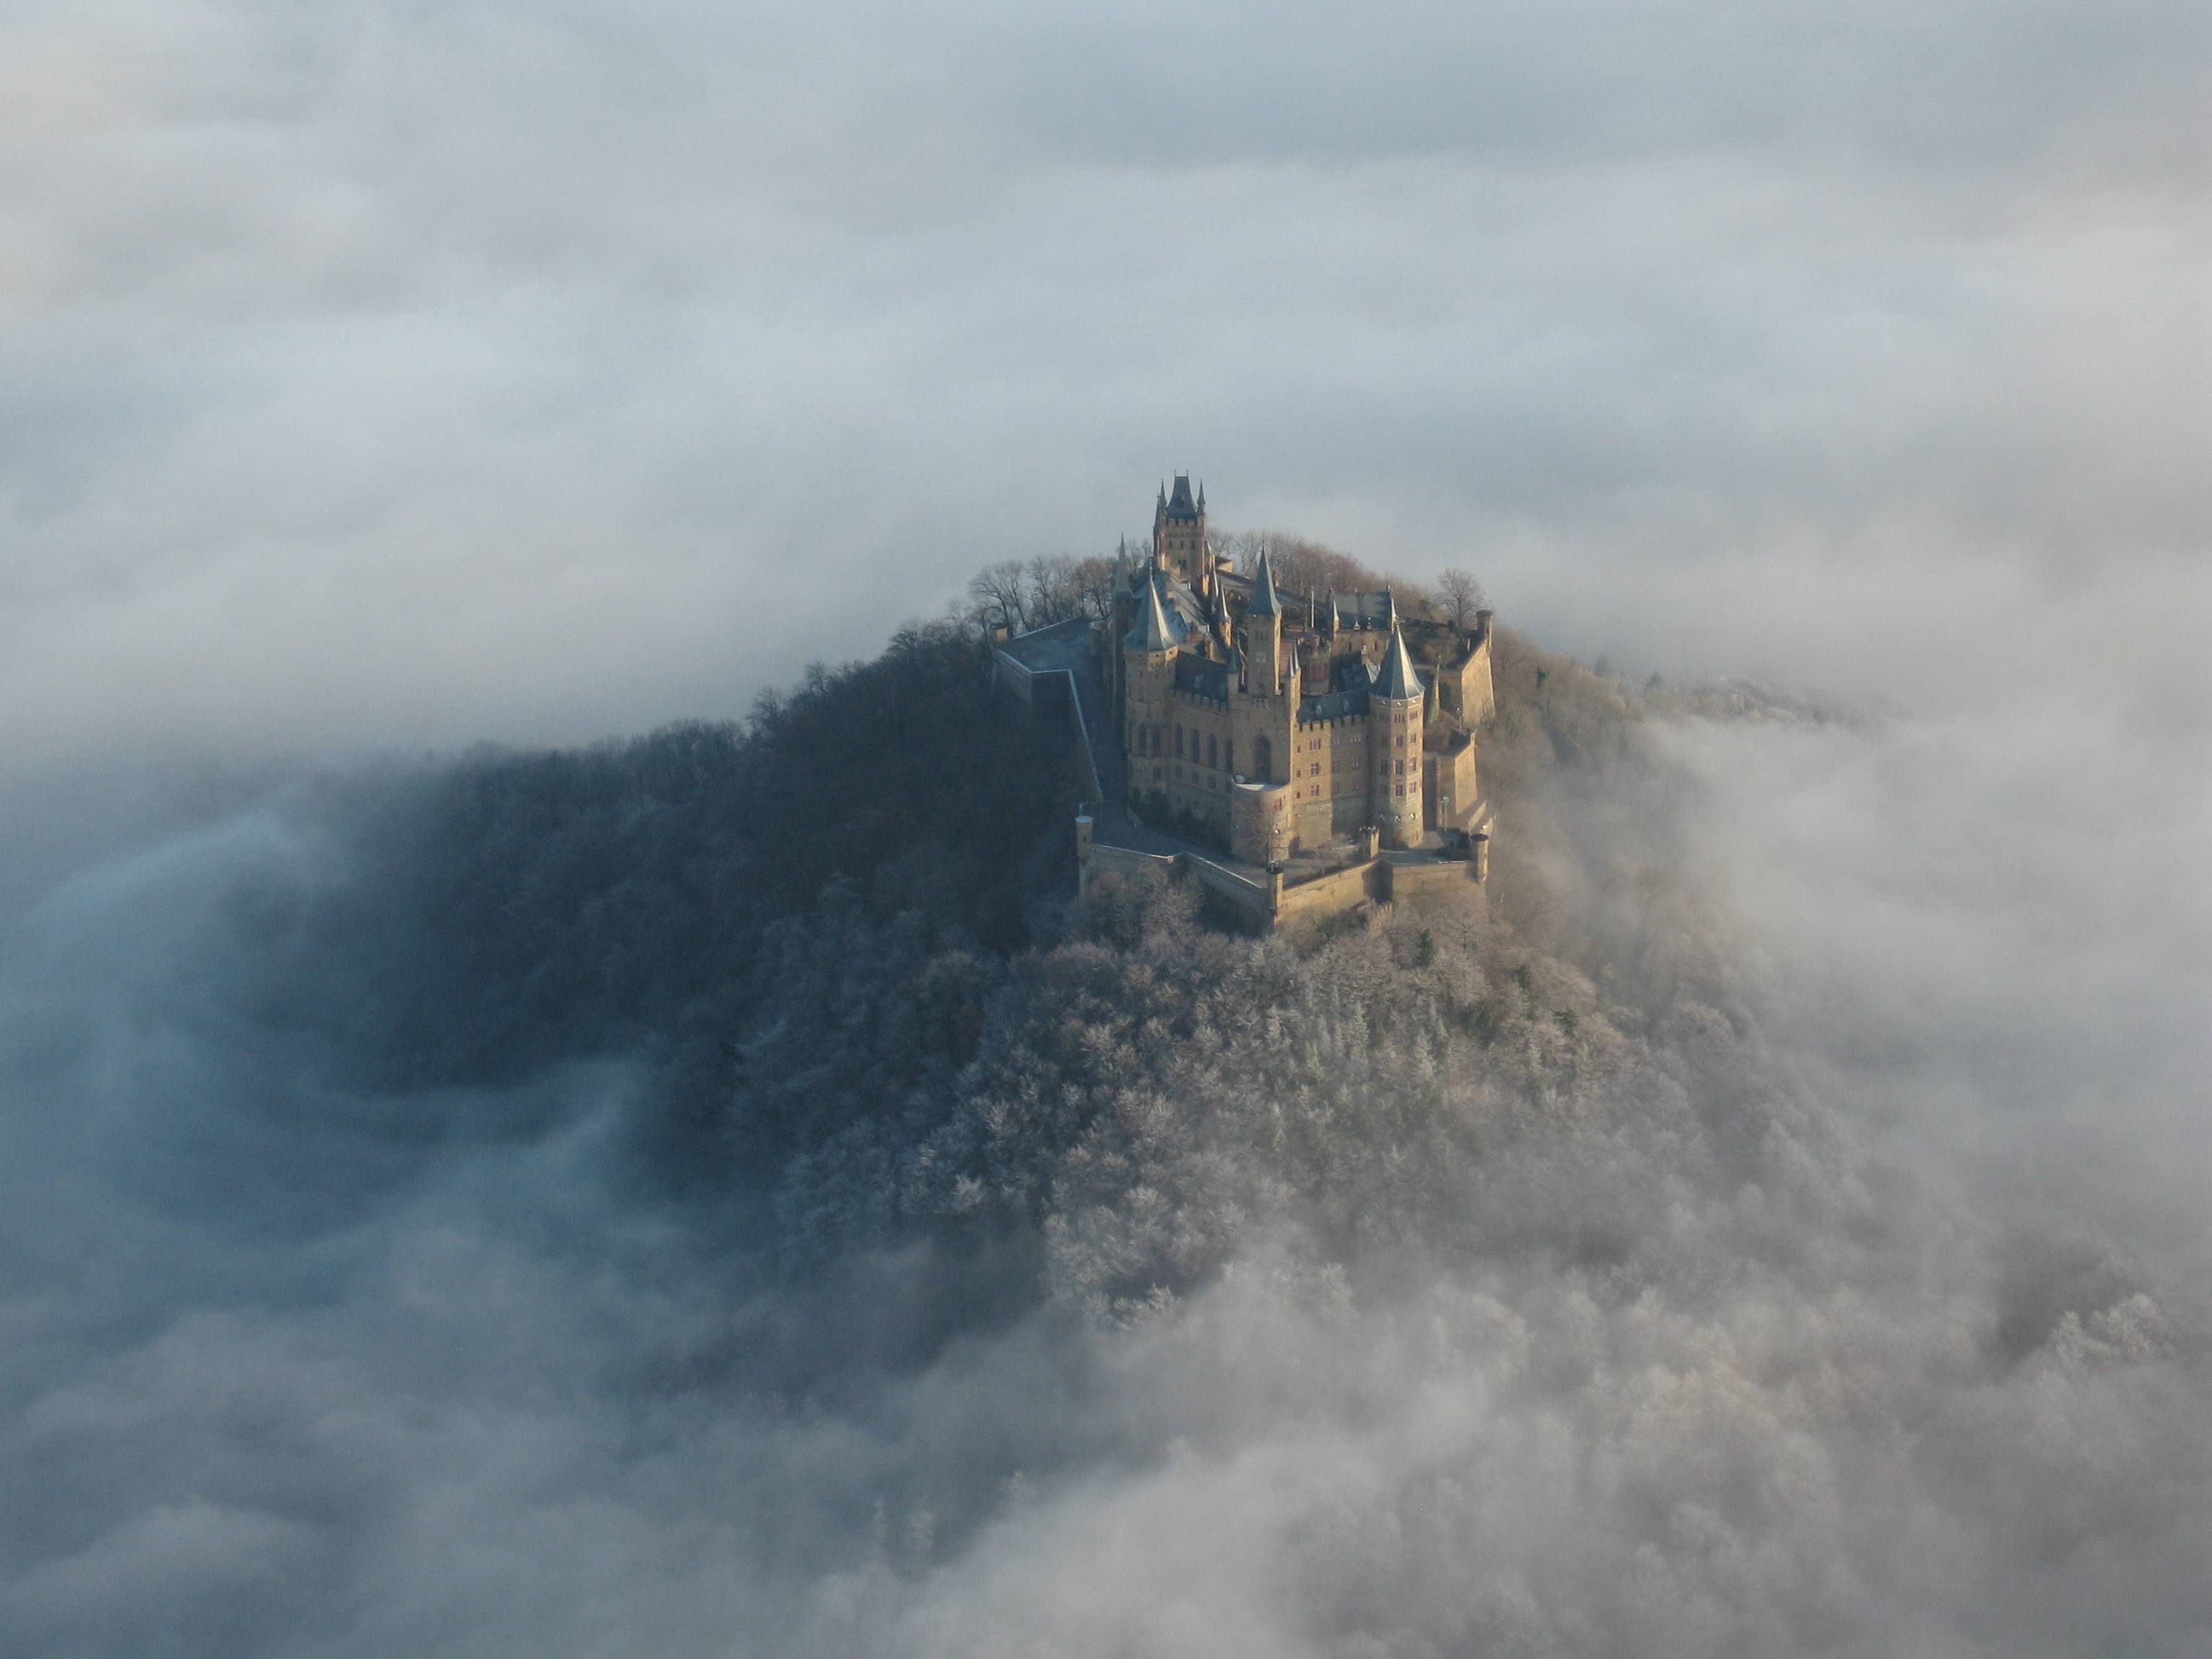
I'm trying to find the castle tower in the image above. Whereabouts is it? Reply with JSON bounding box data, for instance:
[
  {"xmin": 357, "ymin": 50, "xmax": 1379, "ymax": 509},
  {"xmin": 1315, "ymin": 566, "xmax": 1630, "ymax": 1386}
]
[
  {"xmin": 1245, "ymin": 547, "xmax": 1284, "ymax": 694},
  {"xmin": 1123, "ymin": 570, "xmax": 1183, "ymax": 790},
  {"xmin": 1370, "ymin": 621, "xmax": 1426, "ymax": 849},
  {"xmin": 1154, "ymin": 474, "xmax": 1210, "ymax": 596},
  {"xmin": 1231, "ymin": 778, "xmax": 1294, "ymax": 866}
]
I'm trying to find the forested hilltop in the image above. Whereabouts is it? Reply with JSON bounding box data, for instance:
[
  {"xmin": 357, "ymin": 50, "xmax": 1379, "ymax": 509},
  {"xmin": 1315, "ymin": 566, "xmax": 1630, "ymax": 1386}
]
[
  {"xmin": 271, "ymin": 554, "xmax": 1837, "ymax": 1327},
  {"xmin": 35, "ymin": 557, "xmax": 2198, "ymax": 1659}
]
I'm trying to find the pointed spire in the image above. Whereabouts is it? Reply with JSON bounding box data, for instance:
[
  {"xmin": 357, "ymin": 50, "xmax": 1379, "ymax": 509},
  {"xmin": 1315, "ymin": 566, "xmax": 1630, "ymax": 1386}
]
[
  {"xmin": 1248, "ymin": 547, "xmax": 1282, "ymax": 616},
  {"xmin": 1375, "ymin": 621, "xmax": 1422, "ymax": 701},
  {"xmin": 1126, "ymin": 569, "xmax": 1182, "ymax": 652},
  {"xmin": 1283, "ymin": 636, "xmax": 1302, "ymax": 697}
]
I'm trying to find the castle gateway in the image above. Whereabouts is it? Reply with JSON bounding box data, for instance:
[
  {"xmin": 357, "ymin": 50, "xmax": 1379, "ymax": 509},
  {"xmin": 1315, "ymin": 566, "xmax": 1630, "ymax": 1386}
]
[{"xmin": 996, "ymin": 475, "xmax": 1496, "ymax": 932}]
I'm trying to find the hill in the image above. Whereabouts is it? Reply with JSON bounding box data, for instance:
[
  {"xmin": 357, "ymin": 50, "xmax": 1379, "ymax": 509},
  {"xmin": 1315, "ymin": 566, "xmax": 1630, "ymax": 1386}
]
[{"xmin": 260, "ymin": 603, "xmax": 1830, "ymax": 1326}]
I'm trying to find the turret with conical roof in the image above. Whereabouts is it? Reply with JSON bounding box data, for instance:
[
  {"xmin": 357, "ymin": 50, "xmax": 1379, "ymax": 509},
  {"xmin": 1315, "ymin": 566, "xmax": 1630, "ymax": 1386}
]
[
  {"xmin": 1248, "ymin": 547, "xmax": 1282, "ymax": 616},
  {"xmin": 1370, "ymin": 621, "xmax": 1426, "ymax": 849},
  {"xmin": 1127, "ymin": 568, "xmax": 1184, "ymax": 654},
  {"xmin": 1122, "ymin": 569, "xmax": 1184, "ymax": 795},
  {"xmin": 1245, "ymin": 547, "xmax": 1283, "ymax": 694},
  {"xmin": 1375, "ymin": 619, "xmax": 1422, "ymax": 702}
]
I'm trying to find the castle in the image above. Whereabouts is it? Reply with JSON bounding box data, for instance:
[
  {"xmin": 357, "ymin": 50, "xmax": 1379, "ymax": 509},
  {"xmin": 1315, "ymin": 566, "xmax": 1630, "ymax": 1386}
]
[{"xmin": 996, "ymin": 475, "xmax": 1496, "ymax": 932}]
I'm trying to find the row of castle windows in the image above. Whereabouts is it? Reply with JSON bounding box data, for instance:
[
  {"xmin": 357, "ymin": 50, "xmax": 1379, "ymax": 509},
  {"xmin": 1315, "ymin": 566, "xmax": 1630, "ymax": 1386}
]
[
  {"xmin": 1137, "ymin": 723, "xmax": 1286, "ymax": 781},
  {"xmin": 1141, "ymin": 716, "xmax": 1415, "ymax": 788},
  {"xmin": 1287, "ymin": 730, "xmax": 1410, "ymax": 757},
  {"xmin": 1290, "ymin": 779, "xmax": 1412, "ymax": 800},
  {"xmin": 1142, "ymin": 724, "xmax": 1236, "ymax": 775},
  {"xmin": 1295, "ymin": 753, "xmax": 1408, "ymax": 776}
]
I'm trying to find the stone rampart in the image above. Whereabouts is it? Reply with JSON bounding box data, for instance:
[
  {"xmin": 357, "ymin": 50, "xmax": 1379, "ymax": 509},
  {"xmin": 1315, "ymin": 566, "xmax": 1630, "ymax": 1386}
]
[
  {"xmin": 1274, "ymin": 859, "xmax": 1387, "ymax": 927},
  {"xmin": 1382, "ymin": 855, "xmax": 1486, "ymax": 912}
]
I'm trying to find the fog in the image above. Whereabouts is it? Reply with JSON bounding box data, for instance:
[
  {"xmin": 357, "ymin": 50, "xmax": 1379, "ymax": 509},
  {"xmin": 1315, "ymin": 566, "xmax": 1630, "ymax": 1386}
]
[
  {"xmin": 4, "ymin": 703, "xmax": 2208, "ymax": 1655},
  {"xmin": 5, "ymin": 1, "xmax": 2211, "ymax": 1654},
  {"xmin": 6, "ymin": 0, "xmax": 2208, "ymax": 760}
]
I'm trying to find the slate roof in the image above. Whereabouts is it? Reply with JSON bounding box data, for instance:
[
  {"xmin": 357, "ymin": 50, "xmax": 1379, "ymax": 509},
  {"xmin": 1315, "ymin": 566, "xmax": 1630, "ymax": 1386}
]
[
  {"xmin": 1299, "ymin": 685, "xmax": 1370, "ymax": 722},
  {"xmin": 1174, "ymin": 653, "xmax": 1230, "ymax": 703},
  {"xmin": 996, "ymin": 615, "xmax": 1095, "ymax": 673},
  {"xmin": 1247, "ymin": 547, "xmax": 1282, "ymax": 616},
  {"xmin": 1126, "ymin": 572, "xmax": 1184, "ymax": 651},
  {"xmin": 1331, "ymin": 589, "xmax": 1395, "ymax": 631},
  {"xmin": 1375, "ymin": 622, "xmax": 1423, "ymax": 701},
  {"xmin": 1161, "ymin": 570, "xmax": 1208, "ymax": 632},
  {"xmin": 1164, "ymin": 473, "xmax": 1201, "ymax": 521}
]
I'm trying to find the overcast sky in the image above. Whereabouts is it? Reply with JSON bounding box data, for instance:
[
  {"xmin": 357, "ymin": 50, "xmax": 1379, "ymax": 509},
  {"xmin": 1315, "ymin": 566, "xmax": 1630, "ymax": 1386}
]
[{"xmin": 5, "ymin": 0, "xmax": 2208, "ymax": 766}]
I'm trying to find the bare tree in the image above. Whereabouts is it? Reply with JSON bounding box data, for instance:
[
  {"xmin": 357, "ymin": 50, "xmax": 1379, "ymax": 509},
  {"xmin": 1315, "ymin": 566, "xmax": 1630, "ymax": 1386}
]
[
  {"xmin": 1220, "ymin": 531, "xmax": 1395, "ymax": 601},
  {"xmin": 1067, "ymin": 554, "xmax": 1118, "ymax": 621},
  {"xmin": 1024, "ymin": 555, "xmax": 1074, "ymax": 627},
  {"xmin": 966, "ymin": 561, "xmax": 1030, "ymax": 636},
  {"xmin": 971, "ymin": 553, "xmax": 1123, "ymax": 637},
  {"xmin": 1437, "ymin": 568, "xmax": 1486, "ymax": 631}
]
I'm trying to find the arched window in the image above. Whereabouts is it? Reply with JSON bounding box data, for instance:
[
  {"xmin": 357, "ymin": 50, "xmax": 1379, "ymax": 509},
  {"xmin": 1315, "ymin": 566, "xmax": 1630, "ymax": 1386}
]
[
  {"xmin": 1174, "ymin": 724, "xmax": 1184, "ymax": 757},
  {"xmin": 1254, "ymin": 737, "xmax": 1272, "ymax": 779},
  {"xmin": 1207, "ymin": 734, "xmax": 1218, "ymax": 769},
  {"xmin": 1224, "ymin": 739, "xmax": 1236, "ymax": 775}
]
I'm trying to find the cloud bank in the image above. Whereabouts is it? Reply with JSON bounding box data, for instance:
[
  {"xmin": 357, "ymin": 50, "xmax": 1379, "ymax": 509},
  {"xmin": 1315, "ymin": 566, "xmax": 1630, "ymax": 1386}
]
[
  {"xmin": 3, "ymin": 686, "xmax": 2209, "ymax": 1656},
  {"xmin": 3, "ymin": 0, "xmax": 2207, "ymax": 761},
  {"xmin": 4, "ymin": 2, "xmax": 2209, "ymax": 1654}
]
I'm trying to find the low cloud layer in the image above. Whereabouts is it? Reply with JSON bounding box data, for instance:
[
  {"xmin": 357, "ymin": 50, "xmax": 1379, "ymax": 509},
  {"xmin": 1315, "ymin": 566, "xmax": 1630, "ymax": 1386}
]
[
  {"xmin": 4, "ymin": 4, "xmax": 2209, "ymax": 1653},
  {"xmin": 2, "ymin": 691, "xmax": 2208, "ymax": 1655},
  {"xmin": 3, "ymin": 0, "xmax": 2208, "ymax": 762}
]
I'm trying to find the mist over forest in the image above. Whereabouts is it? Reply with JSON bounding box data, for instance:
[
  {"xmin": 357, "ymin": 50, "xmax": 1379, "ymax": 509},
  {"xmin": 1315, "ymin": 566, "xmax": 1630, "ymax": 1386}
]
[
  {"xmin": 4, "ymin": 583, "xmax": 2208, "ymax": 1657},
  {"xmin": 7, "ymin": 0, "xmax": 2211, "ymax": 1650}
]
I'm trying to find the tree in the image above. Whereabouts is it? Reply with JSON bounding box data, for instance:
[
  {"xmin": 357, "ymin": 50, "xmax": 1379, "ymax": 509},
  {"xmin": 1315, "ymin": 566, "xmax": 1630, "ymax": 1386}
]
[
  {"xmin": 1438, "ymin": 568, "xmax": 1486, "ymax": 631},
  {"xmin": 967, "ymin": 561, "xmax": 1031, "ymax": 636},
  {"xmin": 969, "ymin": 554, "xmax": 1120, "ymax": 637},
  {"xmin": 1025, "ymin": 553, "xmax": 1118, "ymax": 626}
]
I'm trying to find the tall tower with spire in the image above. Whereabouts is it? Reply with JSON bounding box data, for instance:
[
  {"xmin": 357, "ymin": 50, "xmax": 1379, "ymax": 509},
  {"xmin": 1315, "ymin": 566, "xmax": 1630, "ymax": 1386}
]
[
  {"xmin": 1153, "ymin": 474, "xmax": 1211, "ymax": 598},
  {"xmin": 1120, "ymin": 567, "xmax": 1184, "ymax": 796},
  {"xmin": 1244, "ymin": 547, "xmax": 1284, "ymax": 693},
  {"xmin": 1370, "ymin": 621, "xmax": 1426, "ymax": 849}
]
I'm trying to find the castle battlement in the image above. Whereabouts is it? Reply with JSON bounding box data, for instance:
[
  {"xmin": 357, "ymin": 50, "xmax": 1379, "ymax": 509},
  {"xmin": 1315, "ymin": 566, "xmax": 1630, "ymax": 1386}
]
[{"xmin": 1167, "ymin": 686, "xmax": 1230, "ymax": 711}]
